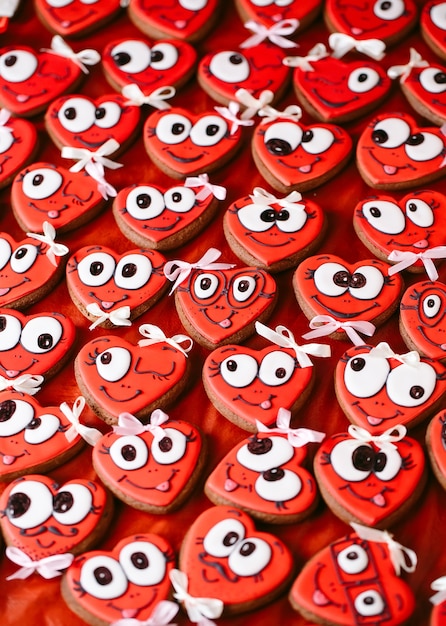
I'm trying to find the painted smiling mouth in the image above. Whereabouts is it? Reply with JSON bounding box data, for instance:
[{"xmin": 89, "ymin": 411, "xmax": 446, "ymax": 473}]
[
  {"xmin": 312, "ymin": 88, "xmax": 358, "ymax": 108},
  {"xmin": 166, "ymin": 150, "xmax": 203, "ymax": 163},
  {"xmin": 339, "ymin": 483, "xmax": 393, "ymax": 507},
  {"xmin": 0, "ymin": 276, "xmax": 30, "ymax": 296},
  {"xmin": 121, "ymin": 469, "xmax": 179, "ymax": 492},
  {"xmin": 143, "ymin": 216, "xmax": 181, "ymax": 231},
  {"xmin": 311, "ymin": 295, "xmax": 380, "ymax": 319},
  {"xmin": 107, "ymin": 588, "xmax": 157, "ymax": 619},
  {"xmin": 233, "ymin": 393, "xmax": 276, "ymax": 409},
  {"xmin": 99, "ymin": 386, "xmax": 142, "ymax": 402},
  {"xmin": 278, "ymin": 156, "xmax": 320, "ymax": 173},
  {"xmin": 199, "ymin": 308, "xmax": 236, "ymax": 328},
  {"xmin": 365, "ymin": 148, "xmax": 416, "ymax": 175},
  {"xmin": 29, "ymin": 202, "xmax": 69, "ymax": 217},
  {"xmin": 352, "ymin": 401, "xmax": 404, "ymax": 427},
  {"xmin": 247, "ymin": 234, "xmax": 295, "ymax": 247},
  {"xmin": 417, "ymin": 325, "xmax": 446, "ymax": 351}
]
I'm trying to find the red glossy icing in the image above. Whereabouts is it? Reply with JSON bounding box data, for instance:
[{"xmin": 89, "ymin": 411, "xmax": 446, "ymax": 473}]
[
  {"xmin": 63, "ymin": 534, "xmax": 175, "ymax": 624},
  {"xmin": 334, "ymin": 343, "xmax": 446, "ymax": 433},
  {"xmin": 0, "ymin": 115, "xmax": 37, "ymax": 189},
  {"xmin": 11, "ymin": 162, "xmax": 105, "ymax": 233},
  {"xmin": 426, "ymin": 409, "xmax": 446, "ymax": 489},
  {"xmin": 356, "ymin": 112, "xmax": 446, "ymax": 189},
  {"xmin": 431, "ymin": 601, "xmax": 446, "ymax": 626},
  {"xmin": 179, "ymin": 505, "xmax": 293, "ymax": 613},
  {"xmin": 421, "ymin": 1, "xmax": 446, "ymax": 61},
  {"xmin": 34, "ymin": 0, "xmax": 122, "ymax": 38},
  {"xmin": 400, "ymin": 280, "xmax": 446, "ymax": 360},
  {"xmin": 399, "ymin": 58, "xmax": 446, "ymax": 126},
  {"xmin": 289, "ymin": 528, "xmax": 415, "ymax": 625},
  {"xmin": 235, "ymin": 0, "xmax": 321, "ymax": 29},
  {"xmin": 0, "ymin": 474, "xmax": 111, "ymax": 560}
]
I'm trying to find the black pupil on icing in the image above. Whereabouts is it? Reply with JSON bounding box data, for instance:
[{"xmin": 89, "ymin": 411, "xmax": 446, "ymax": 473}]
[
  {"xmin": 26, "ymin": 417, "xmax": 41, "ymax": 430},
  {"xmin": 333, "ymin": 270, "xmax": 350, "ymax": 287},
  {"xmin": 358, "ymin": 73, "xmax": 368, "ymax": 83},
  {"xmin": 172, "ymin": 192, "xmax": 182, "ymax": 203},
  {"xmin": 435, "ymin": 72, "xmax": 446, "ymax": 84},
  {"xmin": 131, "ymin": 552, "xmax": 149, "ymax": 569},
  {"xmin": 32, "ymin": 174, "xmax": 44, "ymax": 186},
  {"xmin": 350, "ymin": 272, "xmax": 366, "ymax": 288},
  {"xmin": 64, "ymin": 107, "xmax": 77, "ymax": 120},
  {"xmin": 247, "ymin": 436, "xmax": 272, "ymax": 455},
  {"xmin": 113, "ymin": 51, "xmax": 130, "ymax": 67},
  {"xmin": 275, "ymin": 367, "xmax": 286, "ymax": 379},
  {"xmin": 200, "ymin": 277, "xmax": 212, "ymax": 290},
  {"xmin": 406, "ymin": 133, "xmax": 424, "ymax": 146},
  {"xmin": 14, "ymin": 247, "xmax": 28, "ymax": 260},
  {"xmin": 277, "ymin": 209, "xmax": 290, "ymax": 221},
  {"xmin": 172, "ymin": 123, "xmax": 185, "ymax": 135},
  {"xmin": 53, "ymin": 490, "xmax": 74, "ymax": 514},
  {"xmin": 121, "ymin": 444, "xmax": 137, "ymax": 461},
  {"xmin": 351, "ymin": 357, "xmax": 366, "ymax": 372},
  {"xmin": 346, "ymin": 550, "xmax": 359, "ymax": 561},
  {"xmin": 427, "ymin": 298, "xmax": 436, "ymax": 308},
  {"xmin": 229, "ymin": 53, "xmax": 243, "ymax": 65},
  {"xmin": 260, "ymin": 209, "xmax": 276, "ymax": 222},
  {"xmin": 158, "ymin": 436, "xmax": 173, "ymax": 453},
  {"xmin": 5, "ymin": 55, "xmax": 16, "ymax": 67},
  {"xmin": 302, "ymin": 130, "xmax": 313, "ymax": 142},
  {"xmin": 380, "ymin": 1, "xmax": 391, "ymax": 9},
  {"xmin": 370, "ymin": 206, "xmax": 381, "ymax": 218},
  {"xmin": 38, "ymin": 333, "xmax": 53, "ymax": 350},
  {"xmin": 364, "ymin": 596, "xmax": 375, "ymax": 605},
  {"xmin": 136, "ymin": 193, "xmax": 151, "ymax": 208},
  {"xmin": 121, "ymin": 263, "xmax": 137, "ymax": 278},
  {"xmin": 151, "ymin": 50, "xmax": 164, "ymax": 63},
  {"xmin": 352, "ymin": 445, "xmax": 387, "ymax": 473},
  {"xmin": 206, "ymin": 124, "xmax": 219, "ymax": 137},
  {"xmin": 100, "ymin": 352, "xmax": 112, "ymax": 365},
  {"xmin": 94, "ymin": 566, "xmax": 113, "ymax": 586},
  {"xmin": 240, "ymin": 541, "xmax": 255, "ymax": 557},
  {"xmin": 0, "ymin": 399, "xmax": 16, "ymax": 422},
  {"xmin": 0, "ymin": 316, "xmax": 6, "ymax": 332},
  {"xmin": 90, "ymin": 261, "xmax": 104, "ymax": 276},
  {"xmin": 223, "ymin": 531, "xmax": 240, "ymax": 547},
  {"xmin": 407, "ymin": 202, "xmax": 417, "ymax": 212},
  {"xmin": 95, "ymin": 108, "xmax": 106, "ymax": 120},
  {"xmin": 265, "ymin": 138, "xmax": 292, "ymax": 156},
  {"xmin": 226, "ymin": 359, "xmax": 237, "ymax": 372},
  {"xmin": 410, "ymin": 385, "xmax": 424, "ymax": 399},
  {"xmin": 263, "ymin": 467, "xmax": 284, "ymax": 482},
  {"xmin": 237, "ymin": 280, "xmax": 250, "ymax": 292},
  {"xmin": 7, "ymin": 492, "xmax": 30, "ymax": 518},
  {"xmin": 372, "ymin": 129, "xmax": 388, "ymax": 144}
]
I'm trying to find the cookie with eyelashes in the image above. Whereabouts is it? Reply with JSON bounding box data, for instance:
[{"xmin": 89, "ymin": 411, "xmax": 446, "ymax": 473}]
[
  {"xmin": 0, "ymin": 113, "xmax": 38, "ymax": 191},
  {"xmin": 34, "ymin": 0, "xmax": 123, "ymax": 38},
  {"xmin": 421, "ymin": 0, "xmax": 446, "ymax": 62},
  {"xmin": 234, "ymin": 0, "xmax": 321, "ymax": 31}
]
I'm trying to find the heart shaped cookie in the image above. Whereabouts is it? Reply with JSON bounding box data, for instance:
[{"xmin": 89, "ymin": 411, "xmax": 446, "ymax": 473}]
[
  {"xmin": 426, "ymin": 409, "xmax": 446, "ymax": 491},
  {"xmin": 102, "ymin": 37, "xmax": 197, "ymax": 94},
  {"xmin": 356, "ymin": 112, "xmax": 446, "ymax": 189},
  {"xmin": 62, "ymin": 534, "xmax": 175, "ymax": 625},
  {"xmin": 314, "ymin": 425, "xmax": 426, "ymax": 528},
  {"xmin": 178, "ymin": 505, "xmax": 293, "ymax": 615},
  {"xmin": 0, "ymin": 474, "xmax": 113, "ymax": 560},
  {"xmin": 234, "ymin": 0, "xmax": 321, "ymax": 31},
  {"xmin": 34, "ymin": 0, "xmax": 122, "ymax": 38},
  {"xmin": 289, "ymin": 525, "xmax": 416, "ymax": 625},
  {"xmin": 223, "ymin": 187, "xmax": 325, "ymax": 272},
  {"xmin": 0, "ymin": 112, "xmax": 38, "ymax": 190},
  {"xmin": 66, "ymin": 245, "xmax": 168, "ymax": 329},
  {"xmin": 144, "ymin": 107, "xmax": 243, "ymax": 179},
  {"xmin": 334, "ymin": 342, "xmax": 446, "ymax": 433},
  {"xmin": 74, "ymin": 325, "xmax": 192, "ymax": 425},
  {"xmin": 11, "ymin": 162, "xmax": 106, "ymax": 234},
  {"xmin": 421, "ymin": 1, "xmax": 446, "ymax": 62},
  {"xmin": 0, "ymin": 391, "xmax": 84, "ymax": 481},
  {"xmin": 252, "ymin": 115, "xmax": 352, "ymax": 192}
]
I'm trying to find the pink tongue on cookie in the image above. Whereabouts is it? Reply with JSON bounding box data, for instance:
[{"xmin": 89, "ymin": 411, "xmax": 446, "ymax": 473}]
[
  {"xmin": 16, "ymin": 94, "xmax": 29, "ymax": 103},
  {"xmin": 156, "ymin": 481, "xmax": 170, "ymax": 492},
  {"xmin": 260, "ymin": 400, "xmax": 272, "ymax": 409},
  {"xmin": 313, "ymin": 590, "xmax": 331, "ymax": 606},
  {"xmin": 121, "ymin": 609, "xmax": 138, "ymax": 619},
  {"xmin": 413, "ymin": 239, "xmax": 428, "ymax": 249},
  {"xmin": 101, "ymin": 301, "xmax": 115, "ymax": 310},
  {"xmin": 224, "ymin": 479, "xmax": 238, "ymax": 492},
  {"xmin": 47, "ymin": 210, "xmax": 60, "ymax": 219},
  {"xmin": 299, "ymin": 164, "xmax": 312, "ymax": 173},
  {"xmin": 219, "ymin": 319, "xmax": 232, "ymax": 328},
  {"xmin": 0, "ymin": 287, "xmax": 10, "ymax": 296},
  {"xmin": 441, "ymin": 344, "xmax": 446, "ymax": 350},
  {"xmin": 372, "ymin": 493, "xmax": 386, "ymax": 507},
  {"xmin": 351, "ymin": 27, "xmax": 363, "ymax": 35},
  {"xmin": 2, "ymin": 456, "xmax": 15, "ymax": 465},
  {"xmin": 6, "ymin": 370, "xmax": 19, "ymax": 378},
  {"xmin": 384, "ymin": 165, "xmax": 397, "ymax": 175},
  {"xmin": 175, "ymin": 20, "xmax": 187, "ymax": 29},
  {"xmin": 367, "ymin": 415, "xmax": 383, "ymax": 426}
]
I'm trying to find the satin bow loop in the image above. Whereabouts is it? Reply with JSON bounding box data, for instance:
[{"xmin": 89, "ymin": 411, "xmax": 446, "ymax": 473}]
[
  {"xmin": 122, "ymin": 84, "xmax": 176, "ymax": 109},
  {"xmin": 256, "ymin": 407, "xmax": 325, "ymax": 447},
  {"xmin": 170, "ymin": 569, "xmax": 223, "ymax": 624},
  {"xmin": 235, "ymin": 88, "xmax": 275, "ymax": 119},
  {"xmin": 44, "ymin": 35, "xmax": 101, "ymax": 74},
  {"xmin": 249, "ymin": 187, "xmax": 305, "ymax": 212},
  {"xmin": 241, "ymin": 18, "xmax": 299, "ymax": 49},
  {"xmin": 26, "ymin": 221, "xmax": 69, "ymax": 267},
  {"xmin": 113, "ymin": 409, "xmax": 169, "ymax": 437},
  {"xmin": 302, "ymin": 315, "xmax": 376, "ymax": 346},
  {"xmin": 214, "ymin": 101, "xmax": 254, "ymax": 135},
  {"xmin": 0, "ymin": 0, "xmax": 20, "ymax": 18},
  {"xmin": 351, "ymin": 522, "xmax": 417, "ymax": 576},
  {"xmin": 184, "ymin": 173, "xmax": 227, "ymax": 201},
  {"xmin": 111, "ymin": 600, "xmax": 180, "ymax": 626},
  {"xmin": 430, "ymin": 577, "xmax": 446, "ymax": 606},
  {"xmin": 86, "ymin": 303, "xmax": 132, "ymax": 330},
  {"xmin": 369, "ymin": 341, "xmax": 420, "ymax": 367},
  {"xmin": 0, "ymin": 107, "xmax": 12, "ymax": 134},
  {"xmin": 328, "ymin": 32, "xmax": 386, "ymax": 60},
  {"xmin": 258, "ymin": 103, "xmax": 302, "ymax": 124},
  {"xmin": 348, "ymin": 424, "xmax": 407, "ymax": 452},
  {"xmin": 6, "ymin": 547, "xmax": 74, "ymax": 580},
  {"xmin": 60, "ymin": 395, "xmax": 102, "ymax": 446},
  {"xmin": 283, "ymin": 43, "xmax": 329, "ymax": 70},
  {"xmin": 138, "ymin": 324, "xmax": 193, "ymax": 357},
  {"xmin": 255, "ymin": 321, "xmax": 331, "ymax": 367},
  {"xmin": 0, "ymin": 374, "xmax": 44, "ymax": 395},
  {"xmin": 387, "ymin": 48, "xmax": 429, "ymax": 81},
  {"xmin": 388, "ymin": 246, "xmax": 446, "ymax": 281},
  {"xmin": 163, "ymin": 248, "xmax": 235, "ymax": 294}
]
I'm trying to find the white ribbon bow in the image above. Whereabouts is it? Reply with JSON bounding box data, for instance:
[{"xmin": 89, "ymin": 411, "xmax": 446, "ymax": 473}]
[
  {"xmin": 86, "ymin": 303, "xmax": 132, "ymax": 330},
  {"xmin": 241, "ymin": 18, "xmax": 299, "ymax": 49},
  {"xmin": 111, "ymin": 600, "xmax": 179, "ymax": 626},
  {"xmin": 348, "ymin": 424, "xmax": 407, "ymax": 452},
  {"xmin": 184, "ymin": 173, "xmax": 227, "ymax": 201},
  {"xmin": 283, "ymin": 43, "xmax": 329, "ymax": 70},
  {"xmin": 60, "ymin": 395, "xmax": 102, "ymax": 446},
  {"xmin": 138, "ymin": 324, "xmax": 193, "ymax": 357},
  {"xmin": 249, "ymin": 187, "xmax": 305, "ymax": 211},
  {"xmin": 328, "ymin": 32, "xmax": 386, "ymax": 60},
  {"xmin": 387, "ymin": 48, "xmax": 429, "ymax": 82},
  {"xmin": 26, "ymin": 221, "xmax": 69, "ymax": 267},
  {"xmin": 258, "ymin": 103, "xmax": 302, "ymax": 124},
  {"xmin": 163, "ymin": 248, "xmax": 235, "ymax": 294},
  {"xmin": 369, "ymin": 341, "xmax": 421, "ymax": 367},
  {"xmin": 302, "ymin": 315, "xmax": 376, "ymax": 346},
  {"xmin": 0, "ymin": 0, "xmax": 20, "ymax": 18},
  {"xmin": 0, "ymin": 374, "xmax": 44, "ymax": 395},
  {"xmin": 387, "ymin": 246, "xmax": 446, "ymax": 281},
  {"xmin": 6, "ymin": 547, "xmax": 74, "ymax": 580},
  {"xmin": 113, "ymin": 409, "xmax": 169, "ymax": 438},
  {"xmin": 0, "ymin": 108, "xmax": 12, "ymax": 134},
  {"xmin": 122, "ymin": 84, "xmax": 176, "ymax": 109},
  {"xmin": 351, "ymin": 522, "xmax": 417, "ymax": 576},
  {"xmin": 430, "ymin": 577, "xmax": 446, "ymax": 605},
  {"xmin": 235, "ymin": 88, "xmax": 275, "ymax": 120},
  {"xmin": 255, "ymin": 321, "xmax": 330, "ymax": 368},
  {"xmin": 214, "ymin": 101, "xmax": 254, "ymax": 135},
  {"xmin": 256, "ymin": 407, "xmax": 325, "ymax": 447},
  {"xmin": 170, "ymin": 569, "xmax": 223, "ymax": 625},
  {"xmin": 43, "ymin": 35, "xmax": 101, "ymax": 74}
]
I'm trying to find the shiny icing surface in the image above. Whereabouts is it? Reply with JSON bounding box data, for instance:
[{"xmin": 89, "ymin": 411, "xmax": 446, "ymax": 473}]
[
  {"xmin": 34, "ymin": 0, "xmax": 122, "ymax": 38},
  {"xmin": 235, "ymin": 0, "xmax": 321, "ymax": 29},
  {"xmin": 421, "ymin": 1, "xmax": 446, "ymax": 60},
  {"xmin": 426, "ymin": 409, "xmax": 446, "ymax": 489},
  {"xmin": 400, "ymin": 58, "xmax": 446, "ymax": 125},
  {"xmin": 0, "ymin": 115, "xmax": 37, "ymax": 189}
]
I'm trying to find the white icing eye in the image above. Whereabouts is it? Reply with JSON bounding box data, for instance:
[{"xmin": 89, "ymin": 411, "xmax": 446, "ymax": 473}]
[
  {"xmin": 330, "ymin": 440, "xmax": 374, "ymax": 481},
  {"xmin": 6, "ymin": 480, "xmax": 52, "ymax": 529},
  {"xmin": 20, "ymin": 316, "xmax": 63, "ymax": 354},
  {"xmin": 0, "ymin": 237, "xmax": 11, "ymax": 270},
  {"xmin": 193, "ymin": 272, "xmax": 220, "ymax": 299},
  {"xmin": 348, "ymin": 67, "xmax": 380, "ymax": 93},
  {"xmin": 264, "ymin": 121, "xmax": 302, "ymax": 156},
  {"xmin": 114, "ymin": 254, "xmax": 152, "ymax": 290},
  {"xmin": 0, "ymin": 398, "xmax": 34, "ymax": 437},
  {"xmin": 46, "ymin": 0, "xmax": 74, "ymax": 6},
  {"xmin": 77, "ymin": 252, "xmax": 116, "ymax": 287},
  {"xmin": 156, "ymin": 113, "xmax": 191, "ymax": 144},
  {"xmin": 53, "ymin": 483, "xmax": 93, "ymax": 525},
  {"xmin": 237, "ymin": 204, "xmax": 275, "ymax": 232},
  {"xmin": 95, "ymin": 101, "xmax": 122, "ymax": 129},
  {"xmin": 228, "ymin": 536, "xmax": 271, "ymax": 577},
  {"xmin": 164, "ymin": 186, "xmax": 196, "ymax": 213},
  {"xmin": 361, "ymin": 200, "xmax": 405, "ymax": 235},
  {"xmin": 250, "ymin": 0, "xmax": 275, "ymax": 5},
  {"xmin": 203, "ymin": 518, "xmax": 245, "ymax": 558},
  {"xmin": 419, "ymin": 67, "xmax": 446, "ymax": 94},
  {"xmin": 208, "ymin": 51, "xmax": 250, "ymax": 83},
  {"xmin": 372, "ymin": 117, "xmax": 410, "ymax": 148},
  {"xmin": 21, "ymin": 168, "xmax": 63, "ymax": 200},
  {"xmin": 430, "ymin": 3, "xmax": 446, "ymax": 30},
  {"xmin": 344, "ymin": 353, "xmax": 390, "ymax": 398},
  {"xmin": 180, "ymin": 0, "xmax": 208, "ymax": 9},
  {"xmin": 125, "ymin": 186, "xmax": 165, "ymax": 220},
  {"xmin": 231, "ymin": 274, "xmax": 257, "ymax": 302},
  {"xmin": 10, "ymin": 244, "xmax": 38, "ymax": 274},
  {"xmin": 348, "ymin": 265, "xmax": 384, "ymax": 300},
  {"xmin": 237, "ymin": 436, "xmax": 294, "ymax": 472},
  {"xmin": 301, "ymin": 127, "xmax": 335, "ymax": 155},
  {"xmin": 151, "ymin": 427, "xmax": 187, "ymax": 464},
  {"xmin": 405, "ymin": 197, "xmax": 434, "ymax": 228},
  {"xmin": 258, "ymin": 351, "xmax": 295, "ymax": 386},
  {"xmin": 24, "ymin": 412, "xmax": 60, "ymax": 444},
  {"xmin": 96, "ymin": 347, "xmax": 132, "ymax": 382},
  {"xmin": 220, "ymin": 353, "xmax": 258, "ymax": 387},
  {"xmin": 150, "ymin": 43, "xmax": 179, "ymax": 70},
  {"xmin": 190, "ymin": 115, "xmax": 228, "ymax": 147},
  {"xmin": 109, "ymin": 435, "xmax": 149, "ymax": 470},
  {"xmin": 313, "ymin": 262, "xmax": 349, "ymax": 297},
  {"xmin": 119, "ymin": 541, "xmax": 166, "ymax": 586},
  {"xmin": 81, "ymin": 0, "xmax": 100, "ymax": 4},
  {"xmin": 386, "ymin": 362, "xmax": 436, "ymax": 407},
  {"xmin": 404, "ymin": 131, "xmax": 444, "ymax": 162},
  {"xmin": 0, "ymin": 314, "xmax": 21, "ymax": 350},
  {"xmin": 57, "ymin": 97, "xmax": 95, "ymax": 133},
  {"xmin": 337, "ymin": 544, "xmax": 369, "ymax": 574},
  {"xmin": 374, "ymin": 446, "xmax": 403, "ymax": 480},
  {"xmin": 422, "ymin": 293, "xmax": 442, "ymax": 318},
  {"xmin": 0, "ymin": 50, "xmax": 37, "ymax": 83},
  {"xmin": 111, "ymin": 40, "xmax": 152, "ymax": 74},
  {"xmin": 0, "ymin": 126, "xmax": 14, "ymax": 153},
  {"xmin": 80, "ymin": 555, "xmax": 128, "ymax": 600},
  {"xmin": 354, "ymin": 589, "xmax": 385, "ymax": 617},
  {"xmin": 254, "ymin": 468, "xmax": 302, "ymax": 502},
  {"xmin": 277, "ymin": 205, "xmax": 308, "ymax": 233},
  {"xmin": 373, "ymin": 0, "xmax": 405, "ymax": 20}
]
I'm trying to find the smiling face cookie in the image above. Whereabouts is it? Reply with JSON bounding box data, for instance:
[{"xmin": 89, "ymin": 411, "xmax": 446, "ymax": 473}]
[
  {"xmin": 34, "ymin": 0, "xmax": 122, "ymax": 38},
  {"xmin": 234, "ymin": 0, "xmax": 321, "ymax": 30},
  {"xmin": 421, "ymin": 1, "xmax": 446, "ymax": 61},
  {"xmin": 0, "ymin": 114, "xmax": 38, "ymax": 190},
  {"xmin": 398, "ymin": 59, "xmax": 446, "ymax": 126},
  {"xmin": 426, "ymin": 409, "xmax": 446, "ymax": 491}
]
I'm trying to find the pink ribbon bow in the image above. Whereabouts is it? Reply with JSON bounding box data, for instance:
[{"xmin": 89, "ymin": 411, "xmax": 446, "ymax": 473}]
[
  {"xmin": 302, "ymin": 315, "xmax": 376, "ymax": 346},
  {"xmin": 6, "ymin": 546, "xmax": 74, "ymax": 580},
  {"xmin": 163, "ymin": 248, "xmax": 235, "ymax": 294},
  {"xmin": 241, "ymin": 18, "xmax": 299, "ymax": 49},
  {"xmin": 388, "ymin": 246, "xmax": 446, "ymax": 281},
  {"xmin": 184, "ymin": 173, "xmax": 227, "ymax": 201},
  {"xmin": 351, "ymin": 522, "xmax": 417, "ymax": 576},
  {"xmin": 113, "ymin": 409, "xmax": 169, "ymax": 437},
  {"xmin": 256, "ymin": 407, "xmax": 325, "ymax": 447}
]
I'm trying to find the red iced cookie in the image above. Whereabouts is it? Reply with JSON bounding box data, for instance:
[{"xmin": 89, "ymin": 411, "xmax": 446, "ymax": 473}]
[
  {"xmin": 289, "ymin": 524, "xmax": 416, "ymax": 625},
  {"xmin": 93, "ymin": 410, "xmax": 205, "ymax": 513},
  {"xmin": 177, "ymin": 505, "xmax": 294, "ymax": 617},
  {"xmin": 62, "ymin": 535, "xmax": 176, "ymax": 625},
  {"xmin": 400, "ymin": 280, "xmax": 446, "ymax": 360},
  {"xmin": 334, "ymin": 341, "xmax": 446, "ymax": 433},
  {"xmin": 143, "ymin": 106, "xmax": 243, "ymax": 179},
  {"xmin": 234, "ymin": 0, "xmax": 321, "ymax": 31},
  {"xmin": 224, "ymin": 186, "xmax": 325, "ymax": 272},
  {"xmin": 356, "ymin": 112, "xmax": 446, "ymax": 190},
  {"xmin": 34, "ymin": 0, "xmax": 122, "ymax": 38},
  {"xmin": 421, "ymin": 1, "xmax": 446, "ymax": 62},
  {"xmin": 66, "ymin": 245, "xmax": 168, "ymax": 329},
  {"xmin": 426, "ymin": 409, "xmax": 446, "ymax": 491},
  {"xmin": 430, "ymin": 576, "xmax": 446, "ymax": 626},
  {"xmin": 314, "ymin": 424, "xmax": 426, "ymax": 528},
  {"xmin": 0, "ymin": 111, "xmax": 38, "ymax": 190},
  {"xmin": 11, "ymin": 162, "xmax": 106, "ymax": 234}
]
